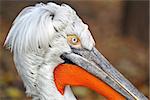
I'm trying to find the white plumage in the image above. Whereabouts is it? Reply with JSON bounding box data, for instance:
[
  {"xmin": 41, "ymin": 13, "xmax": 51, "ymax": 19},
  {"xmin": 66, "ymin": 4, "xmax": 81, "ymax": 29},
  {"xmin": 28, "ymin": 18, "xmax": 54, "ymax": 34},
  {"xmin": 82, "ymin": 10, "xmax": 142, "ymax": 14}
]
[{"xmin": 4, "ymin": 2, "xmax": 95, "ymax": 100}]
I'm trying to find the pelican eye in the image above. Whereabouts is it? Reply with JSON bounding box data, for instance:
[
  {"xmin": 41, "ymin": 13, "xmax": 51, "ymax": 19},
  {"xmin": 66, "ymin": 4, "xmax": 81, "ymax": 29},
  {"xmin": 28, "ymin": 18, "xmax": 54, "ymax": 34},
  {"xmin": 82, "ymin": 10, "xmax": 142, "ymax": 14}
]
[
  {"xmin": 71, "ymin": 37, "xmax": 78, "ymax": 43},
  {"xmin": 67, "ymin": 34, "xmax": 81, "ymax": 47}
]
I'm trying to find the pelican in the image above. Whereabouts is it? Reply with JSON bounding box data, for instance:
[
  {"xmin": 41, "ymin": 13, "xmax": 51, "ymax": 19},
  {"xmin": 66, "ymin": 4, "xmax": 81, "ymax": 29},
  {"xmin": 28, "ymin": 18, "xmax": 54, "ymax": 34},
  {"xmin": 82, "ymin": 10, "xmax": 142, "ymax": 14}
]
[{"xmin": 4, "ymin": 2, "xmax": 147, "ymax": 100}]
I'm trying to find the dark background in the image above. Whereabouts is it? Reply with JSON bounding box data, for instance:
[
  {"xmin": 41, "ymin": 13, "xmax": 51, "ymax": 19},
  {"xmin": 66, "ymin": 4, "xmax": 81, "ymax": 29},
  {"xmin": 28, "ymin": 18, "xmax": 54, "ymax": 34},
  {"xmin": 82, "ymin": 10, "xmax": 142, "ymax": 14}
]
[{"xmin": 0, "ymin": 0, "xmax": 149, "ymax": 100}]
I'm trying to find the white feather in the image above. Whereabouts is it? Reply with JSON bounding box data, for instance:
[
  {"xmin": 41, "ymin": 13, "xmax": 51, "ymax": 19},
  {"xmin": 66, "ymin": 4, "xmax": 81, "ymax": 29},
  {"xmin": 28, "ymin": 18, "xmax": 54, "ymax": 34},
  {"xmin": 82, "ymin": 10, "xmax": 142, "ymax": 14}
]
[{"xmin": 4, "ymin": 2, "xmax": 95, "ymax": 100}]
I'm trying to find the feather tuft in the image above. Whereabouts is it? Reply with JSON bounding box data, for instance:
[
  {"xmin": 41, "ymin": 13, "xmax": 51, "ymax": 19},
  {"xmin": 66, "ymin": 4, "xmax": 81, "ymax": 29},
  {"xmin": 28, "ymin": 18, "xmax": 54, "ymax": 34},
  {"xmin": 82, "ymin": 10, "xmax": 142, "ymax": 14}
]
[{"xmin": 4, "ymin": 3, "xmax": 77, "ymax": 53}]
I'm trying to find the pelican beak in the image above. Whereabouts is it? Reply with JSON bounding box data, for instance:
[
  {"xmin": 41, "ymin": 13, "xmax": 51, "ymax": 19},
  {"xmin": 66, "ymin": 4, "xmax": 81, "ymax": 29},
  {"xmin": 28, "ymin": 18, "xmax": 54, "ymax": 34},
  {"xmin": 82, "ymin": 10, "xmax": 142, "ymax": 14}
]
[{"xmin": 54, "ymin": 47, "xmax": 147, "ymax": 100}]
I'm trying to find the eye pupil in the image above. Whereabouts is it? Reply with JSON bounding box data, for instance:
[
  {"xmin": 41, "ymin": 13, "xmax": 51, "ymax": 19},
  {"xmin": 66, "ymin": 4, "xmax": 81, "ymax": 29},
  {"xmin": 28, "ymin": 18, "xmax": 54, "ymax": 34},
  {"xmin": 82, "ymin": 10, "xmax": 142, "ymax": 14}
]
[{"xmin": 72, "ymin": 38, "xmax": 77, "ymax": 43}]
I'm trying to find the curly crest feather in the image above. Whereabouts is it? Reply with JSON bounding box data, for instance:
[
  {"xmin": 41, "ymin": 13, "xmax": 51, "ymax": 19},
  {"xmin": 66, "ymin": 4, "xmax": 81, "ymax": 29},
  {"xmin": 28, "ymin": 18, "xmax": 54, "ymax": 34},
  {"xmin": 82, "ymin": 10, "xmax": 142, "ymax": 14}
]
[{"xmin": 4, "ymin": 3, "xmax": 77, "ymax": 53}]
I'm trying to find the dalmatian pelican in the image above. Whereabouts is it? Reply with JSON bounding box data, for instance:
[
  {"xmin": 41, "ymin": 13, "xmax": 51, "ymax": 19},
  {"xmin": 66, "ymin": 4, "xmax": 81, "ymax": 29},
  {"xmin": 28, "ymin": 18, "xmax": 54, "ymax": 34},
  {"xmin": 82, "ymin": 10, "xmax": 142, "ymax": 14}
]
[{"xmin": 4, "ymin": 2, "xmax": 147, "ymax": 100}]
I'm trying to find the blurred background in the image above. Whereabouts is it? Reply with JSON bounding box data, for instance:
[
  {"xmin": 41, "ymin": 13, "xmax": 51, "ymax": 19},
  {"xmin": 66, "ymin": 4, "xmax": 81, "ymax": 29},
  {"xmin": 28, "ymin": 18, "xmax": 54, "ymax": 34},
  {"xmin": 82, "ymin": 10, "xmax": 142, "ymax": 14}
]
[{"xmin": 0, "ymin": 0, "xmax": 149, "ymax": 100}]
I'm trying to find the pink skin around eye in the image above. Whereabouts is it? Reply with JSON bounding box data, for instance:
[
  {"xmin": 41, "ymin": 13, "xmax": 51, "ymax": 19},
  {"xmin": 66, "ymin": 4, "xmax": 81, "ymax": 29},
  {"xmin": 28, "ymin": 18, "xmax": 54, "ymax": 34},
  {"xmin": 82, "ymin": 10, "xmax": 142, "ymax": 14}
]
[{"xmin": 67, "ymin": 36, "xmax": 81, "ymax": 48}]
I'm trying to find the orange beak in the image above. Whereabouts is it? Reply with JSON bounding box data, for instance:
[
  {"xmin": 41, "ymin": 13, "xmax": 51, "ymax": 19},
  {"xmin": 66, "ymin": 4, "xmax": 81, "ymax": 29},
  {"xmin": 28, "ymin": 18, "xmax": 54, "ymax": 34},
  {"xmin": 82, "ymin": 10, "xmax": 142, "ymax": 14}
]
[
  {"xmin": 54, "ymin": 47, "xmax": 147, "ymax": 100},
  {"xmin": 54, "ymin": 64, "xmax": 124, "ymax": 100}
]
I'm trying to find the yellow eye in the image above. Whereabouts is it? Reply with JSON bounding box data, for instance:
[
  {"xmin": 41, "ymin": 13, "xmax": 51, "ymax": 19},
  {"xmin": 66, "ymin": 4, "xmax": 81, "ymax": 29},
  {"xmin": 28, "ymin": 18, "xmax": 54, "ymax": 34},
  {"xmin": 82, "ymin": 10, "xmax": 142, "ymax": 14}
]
[{"xmin": 67, "ymin": 34, "xmax": 80, "ymax": 47}]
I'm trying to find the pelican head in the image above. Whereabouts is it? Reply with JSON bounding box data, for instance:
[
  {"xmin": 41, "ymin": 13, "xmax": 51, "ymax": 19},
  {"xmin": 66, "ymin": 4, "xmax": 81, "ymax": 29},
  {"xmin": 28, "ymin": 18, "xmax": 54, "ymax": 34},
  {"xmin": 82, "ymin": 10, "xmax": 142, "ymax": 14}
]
[{"xmin": 4, "ymin": 2, "xmax": 147, "ymax": 100}]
